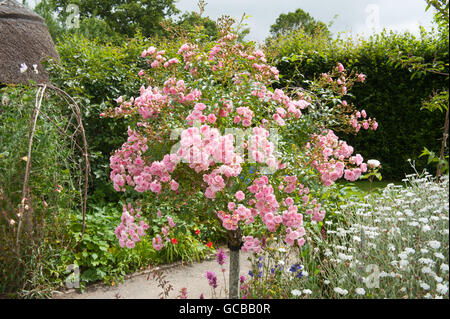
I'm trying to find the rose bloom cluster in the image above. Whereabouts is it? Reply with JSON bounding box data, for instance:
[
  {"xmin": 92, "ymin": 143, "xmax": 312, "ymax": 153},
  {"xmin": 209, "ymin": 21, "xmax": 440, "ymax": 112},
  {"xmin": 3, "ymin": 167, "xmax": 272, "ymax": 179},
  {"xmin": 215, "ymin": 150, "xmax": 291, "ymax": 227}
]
[
  {"xmin": 307, "ymin": 130, "xmax": 368, "ymax": 185},
  {"xmin": 319, "ymin": 63, "xmax": 378, "ymax": 134},
  {"xmin": 115, "ymin": 203, "xmax": 150, "ymax": 248},
  {"xmin": 347, "ymin": 106, "xmax": 378, "ymax": 132},
  {"xmin": 152, "ymin": 212, "xmax": 178, "ymax": 251},
  {"xmin": 105, "ymin": 29, "xmax": 373, "ymax": 252}
]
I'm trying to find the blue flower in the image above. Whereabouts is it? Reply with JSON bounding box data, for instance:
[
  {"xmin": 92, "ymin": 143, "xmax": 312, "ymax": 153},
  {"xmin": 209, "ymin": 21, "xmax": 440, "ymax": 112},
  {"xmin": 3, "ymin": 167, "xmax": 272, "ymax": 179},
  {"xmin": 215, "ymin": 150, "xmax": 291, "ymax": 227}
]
[{"xmin": 289, "ymin": 263, "xmax": 303, "ymax": 273}]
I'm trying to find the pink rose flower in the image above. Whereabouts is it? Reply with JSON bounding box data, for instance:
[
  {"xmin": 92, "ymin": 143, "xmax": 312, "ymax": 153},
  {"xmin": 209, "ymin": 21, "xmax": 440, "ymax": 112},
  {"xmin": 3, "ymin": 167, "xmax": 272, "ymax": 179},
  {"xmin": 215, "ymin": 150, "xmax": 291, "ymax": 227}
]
[{"xmin": 235, "ymin": 191, "xmax": 245, "ymax": 202}]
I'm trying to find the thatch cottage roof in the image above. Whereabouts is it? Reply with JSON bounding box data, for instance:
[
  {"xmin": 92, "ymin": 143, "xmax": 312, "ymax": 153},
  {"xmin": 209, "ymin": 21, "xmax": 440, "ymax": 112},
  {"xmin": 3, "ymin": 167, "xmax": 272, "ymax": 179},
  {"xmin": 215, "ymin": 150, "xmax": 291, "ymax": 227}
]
[{"xmin": 0, "ymin": 0, "xmax": 59, "ymax": 84}]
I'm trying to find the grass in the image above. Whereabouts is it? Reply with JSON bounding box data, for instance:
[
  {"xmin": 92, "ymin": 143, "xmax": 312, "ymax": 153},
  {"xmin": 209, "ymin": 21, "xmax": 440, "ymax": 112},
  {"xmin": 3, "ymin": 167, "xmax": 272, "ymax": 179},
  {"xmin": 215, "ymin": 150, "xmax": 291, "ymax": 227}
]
[{"xmin": 338, "ymin": 179, "xmax": 403, "ymax": 193}]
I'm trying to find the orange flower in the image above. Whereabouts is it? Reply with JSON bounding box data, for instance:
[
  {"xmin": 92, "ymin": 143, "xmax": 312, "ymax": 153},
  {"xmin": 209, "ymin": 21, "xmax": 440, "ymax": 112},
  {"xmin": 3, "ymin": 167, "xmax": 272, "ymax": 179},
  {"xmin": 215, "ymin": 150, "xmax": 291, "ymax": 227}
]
[
  {"xmin": 206, "ymin": 242, "xmax": 213, "ymax": 248},
  {"xmin": 171, "ymin": 238, "xmax": 178, "ymax": 244}
]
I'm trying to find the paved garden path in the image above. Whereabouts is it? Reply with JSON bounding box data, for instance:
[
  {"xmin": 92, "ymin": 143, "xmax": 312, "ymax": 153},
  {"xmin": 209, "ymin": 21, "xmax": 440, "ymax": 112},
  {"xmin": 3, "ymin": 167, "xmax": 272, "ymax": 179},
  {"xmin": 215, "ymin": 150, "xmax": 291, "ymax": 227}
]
[{"xmin": 53, "ymin": 249, "xmax": 253, "ymax": 299}]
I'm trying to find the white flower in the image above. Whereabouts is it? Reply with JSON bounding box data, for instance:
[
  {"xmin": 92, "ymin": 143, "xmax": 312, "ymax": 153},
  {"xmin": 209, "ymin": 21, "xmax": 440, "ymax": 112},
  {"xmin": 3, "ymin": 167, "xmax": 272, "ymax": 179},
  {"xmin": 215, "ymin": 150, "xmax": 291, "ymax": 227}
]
[
  {"xmin": 434, "ymin": 276, "xmax": 443, "ymax": 283},
  {"xmin": 32, "ymin": 64, "xmax": 39, "ymax": 74},
  {"xmin": 436, "ymin": 284, "xmax": 448, "ymax": 295},
  {"xmin": 278, "ymin": 260, "xmax": 285, "ymax": 266},
  {"xmin": 303, "ymin": 289, "xmax": 312, "ymax": 295},
  {"xmin": 353, "ymin": 236, "xmax": 361, "ymax": 242},
  {"xmin": 422, "ymin": 266, "xmax": 433, "ymax": 274},
  {"xmin": 421, "ymin": 248, "xmax": 429, "ymax": 254},
  {"xmin": 334, "ymin": 287, "xmax": 348, "ymax": 295},
  {"xmin": 291, "ymin": 289, "xmax": 302, "ymax": 296},
  {"xmin": 421, "ymin": 225, "xmax": 431, "ymax": 232},
  {"xmin": 434, "ymin": 253, "xmax": 444, "ymax": 260},
  {"xmin": 440, "ymin": 263, "xmax": 449, "ymax": 272},
  {"xmin": 420, "ymin": 282, "xmax": 430, "ymax": 290},
  {"xmin": 424, "ymin": 293, "xmax": 432, "ymax": 299},
  {"xmin": 338, "ymin": 253, "xmax": 353, "ymax": 261},
  {"xmin": 418, "ymin": 258, "xmax": 435, "ymax": 266},
  {"xmin": 355, "ymin": 288, "xmax": 365, "ymax": 295},
  {"xmin": 399, "ymin": 259, "xmax": 409, "ymax": 269},
  {"xmin": 404, "ymin": 247, "xmax": 415, "ymax": 254},
  {"xmin": 324, "ymin": 280, "xmax": 330, "ymax": 285},
  {"xmin": 428, "ymin": 241, "xmax": 441, "ymax": 249},
  {"xmin": 367, "ymin": 159, "xmax": 381, "ymax": 169},
  {"xmin": 398, "ymin": 252, "xmax": 408, "ymax": 260},
  {"xmin": 278, "ymin": 247, "xmax": 287, "ymax": 253},
  {"xmin": 20, "ymin": 63, "xmax": 28, "ymax": 73}
]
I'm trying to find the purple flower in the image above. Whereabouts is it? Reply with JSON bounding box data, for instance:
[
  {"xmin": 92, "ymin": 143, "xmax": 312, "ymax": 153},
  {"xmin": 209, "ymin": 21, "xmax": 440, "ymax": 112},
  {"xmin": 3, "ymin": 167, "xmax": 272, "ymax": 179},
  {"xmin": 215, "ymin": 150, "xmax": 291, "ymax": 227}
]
[
  {"xmin": 206, "ymin": 271, "xmax": 218, "ymax": 288},
  {"xmin": 216, "ymin": 248, "xmax": 227, "ymax": 266}
]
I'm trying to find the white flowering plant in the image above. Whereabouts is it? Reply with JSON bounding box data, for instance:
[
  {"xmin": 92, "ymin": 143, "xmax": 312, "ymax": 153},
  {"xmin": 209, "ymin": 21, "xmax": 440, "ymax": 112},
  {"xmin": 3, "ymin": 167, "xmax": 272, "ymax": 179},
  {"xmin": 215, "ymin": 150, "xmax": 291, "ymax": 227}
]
[{"xmin": 240, "ymin": 170, "xmax": 449, "ymax": 299}]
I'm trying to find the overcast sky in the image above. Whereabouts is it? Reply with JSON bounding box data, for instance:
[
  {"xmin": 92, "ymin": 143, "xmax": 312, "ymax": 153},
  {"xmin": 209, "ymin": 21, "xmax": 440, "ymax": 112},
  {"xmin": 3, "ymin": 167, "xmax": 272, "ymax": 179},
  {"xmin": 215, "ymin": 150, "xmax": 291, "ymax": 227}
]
[
  {"xmin": 26, "ymin": 0, "xmax": 436, "ymax": 42},
  {"xmin": 174, "ymin": 0, "xmax": 436, "ymax": 42}
]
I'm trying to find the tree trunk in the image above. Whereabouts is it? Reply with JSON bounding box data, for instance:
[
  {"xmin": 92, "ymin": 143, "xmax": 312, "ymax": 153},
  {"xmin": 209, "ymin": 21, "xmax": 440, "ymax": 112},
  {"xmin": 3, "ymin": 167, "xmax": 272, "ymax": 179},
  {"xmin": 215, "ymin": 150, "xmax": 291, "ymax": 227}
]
[
  {"xmin": 227, "ymin": 228, "xmax": 243, "ymax": 299},
  {"xmin": 229, "ymin": 249, "xmax": 240, "ymax": 299}
]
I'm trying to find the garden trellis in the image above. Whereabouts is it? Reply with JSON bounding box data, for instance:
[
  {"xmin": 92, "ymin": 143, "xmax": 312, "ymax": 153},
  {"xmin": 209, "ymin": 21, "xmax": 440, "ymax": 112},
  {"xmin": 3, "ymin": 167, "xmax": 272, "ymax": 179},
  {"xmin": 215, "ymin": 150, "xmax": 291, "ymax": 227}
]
[{"xmin": 7, "ymin": 83, "xmax": 90, "ymax": 253}]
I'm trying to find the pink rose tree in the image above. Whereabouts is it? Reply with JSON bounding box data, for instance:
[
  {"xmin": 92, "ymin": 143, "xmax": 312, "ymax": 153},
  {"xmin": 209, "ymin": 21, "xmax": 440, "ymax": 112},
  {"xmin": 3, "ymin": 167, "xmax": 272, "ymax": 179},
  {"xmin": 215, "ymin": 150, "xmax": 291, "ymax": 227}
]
[{"xmin": 103, "ymin": 20, "xmax": 376, "ymax": 298}]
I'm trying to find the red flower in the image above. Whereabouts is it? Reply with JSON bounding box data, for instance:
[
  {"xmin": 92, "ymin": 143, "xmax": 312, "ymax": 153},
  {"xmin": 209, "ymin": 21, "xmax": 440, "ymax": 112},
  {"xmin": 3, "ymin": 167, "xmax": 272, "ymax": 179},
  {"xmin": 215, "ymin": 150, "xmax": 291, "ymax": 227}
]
[
  {"xmin": 195, "ymin": 229, "xmax": 200, "ymax": 236},
  {"xmin": 206, "ymin": 242, "xmax": 213, "ymax": 248},
  {"xmin": 171, "ymin": 238, "xmax": 178, "ymax": 245}
]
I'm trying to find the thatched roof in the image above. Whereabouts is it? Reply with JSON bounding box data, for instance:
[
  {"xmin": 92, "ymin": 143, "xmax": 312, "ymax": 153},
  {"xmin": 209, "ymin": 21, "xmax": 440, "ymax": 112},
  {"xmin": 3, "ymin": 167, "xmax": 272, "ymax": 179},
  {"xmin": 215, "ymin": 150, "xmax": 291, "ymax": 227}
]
[{"xmin": 0, "ymin": 0, "xmax": 59, "ymax": 84}]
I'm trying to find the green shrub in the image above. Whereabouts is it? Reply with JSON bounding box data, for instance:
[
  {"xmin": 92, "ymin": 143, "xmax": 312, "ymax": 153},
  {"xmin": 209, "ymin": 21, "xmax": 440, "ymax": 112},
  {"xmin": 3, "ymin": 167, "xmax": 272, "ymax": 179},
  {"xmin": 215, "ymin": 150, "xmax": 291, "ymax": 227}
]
[{"xmin": 66, "ymin": 203, "xmax": 213, "ymax": 287}]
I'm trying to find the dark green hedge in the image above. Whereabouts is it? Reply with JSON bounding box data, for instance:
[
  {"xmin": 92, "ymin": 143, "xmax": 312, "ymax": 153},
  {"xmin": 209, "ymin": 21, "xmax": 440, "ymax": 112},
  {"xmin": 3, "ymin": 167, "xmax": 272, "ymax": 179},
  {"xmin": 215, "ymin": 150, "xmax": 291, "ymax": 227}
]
[
  {"xmin": 268, "ymin": 30, "xmax": 449, "ymax": 180},
  {"xmin": 45, "ymin": 34, "xmax": 150, "ymax": 203}
]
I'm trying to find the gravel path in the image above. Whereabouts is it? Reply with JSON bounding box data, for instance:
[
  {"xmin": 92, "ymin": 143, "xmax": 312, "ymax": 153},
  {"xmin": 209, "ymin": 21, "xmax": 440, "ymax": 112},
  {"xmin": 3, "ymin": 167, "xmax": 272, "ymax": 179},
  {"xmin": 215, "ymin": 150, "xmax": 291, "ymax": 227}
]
[{"xmin": 53, "ymin": 249, "xmax": 253, "ymax": 299}]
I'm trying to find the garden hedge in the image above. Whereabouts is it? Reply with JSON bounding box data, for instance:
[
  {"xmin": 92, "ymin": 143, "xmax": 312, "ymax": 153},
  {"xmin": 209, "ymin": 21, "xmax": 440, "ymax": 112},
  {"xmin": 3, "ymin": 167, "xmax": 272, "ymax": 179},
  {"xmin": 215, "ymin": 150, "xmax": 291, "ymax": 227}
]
[{"xmin": 268, "ymin": 29, "xmax": 449, "ymax": 180}]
